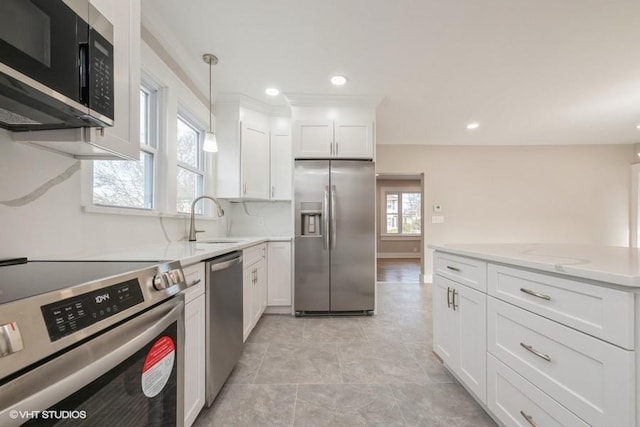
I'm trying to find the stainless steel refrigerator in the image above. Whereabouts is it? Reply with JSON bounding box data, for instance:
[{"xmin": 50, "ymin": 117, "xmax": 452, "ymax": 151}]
[{"xmin": 294, "ymin": 160, "xmax": 375, "ymax": 314}]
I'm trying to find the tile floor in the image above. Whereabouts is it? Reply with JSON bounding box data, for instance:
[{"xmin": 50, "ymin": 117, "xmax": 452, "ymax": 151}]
[{"xmin": 194, "ymin": 281, "xmax": 497, "ymax": 426}]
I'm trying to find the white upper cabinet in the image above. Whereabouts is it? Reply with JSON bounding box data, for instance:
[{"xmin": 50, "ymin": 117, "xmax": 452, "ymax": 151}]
[
  {"xmin": 240, "ymin": 122, "xmax": 270, "ymax": 199},
  {"xmin": 294, "ymin": 121, "xmax": 333, "ymax": 158},
  {"xmin": 14, "ymin": 0, "xmax": 140, "ymax": 160},
  {"xmin": 290, "ymin": 99, "xmax": 377, "ymax": 160},
  {"xmin": 215, "ymin": 98, "xmax": 293, "ymax": 200},
  {"xmin": 294, "ymin": 120, "xmax": 373, "ymax": 159},
  {"xmin": 270, "ymin": 130, "xmax": 292, "ymax": 200}
]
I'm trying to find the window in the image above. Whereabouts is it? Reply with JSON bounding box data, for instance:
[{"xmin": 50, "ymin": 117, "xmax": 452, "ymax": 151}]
[
  {"xmin": 383, "ymin": 190, "xmax": 421, "ymax": 235},
  {"xmin": 176, "ymin": 114, "xmax": 204, "ymax": 213},
  {"xmin": 93, "ymin": 86, "xmax": 157, "ymax": 209}
]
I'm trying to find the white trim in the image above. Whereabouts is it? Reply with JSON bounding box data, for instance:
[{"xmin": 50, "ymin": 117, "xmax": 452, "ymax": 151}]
[
  {"xmin": 631, "ymin": 164, "xmax": 640, "ymax": 248},
  {"xmin": 377, "ymin": 252, "xmax": 421, "ymax": 259},
  {"xmin": 284, "ymin": 93, "xmax": 381, "ymax": 107},
  {"xmin": 381, "ymin": 235, "xmax": 421, "ymax": 241},
  {"xmin": 264, "ymin": 306, "xmax": 292, "ymax": 314},
  {"xmin": 423, "ymin": 274, "xmax": 433, "ymax": 284}
]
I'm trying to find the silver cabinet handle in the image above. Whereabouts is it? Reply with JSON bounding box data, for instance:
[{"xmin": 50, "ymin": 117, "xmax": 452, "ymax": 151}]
[
  {"xmin": 335, "ymin": 141, "xmax": 339, "ymax": 155},
  {"xmin": 452, "ymin": 289, "xmax": 458, "ymax": 311},
  {"xmin": 271, "ymin": 185, "xmax": 275, "ymax": 198},
  {"xmin": 243, "ymin": 182, "xmax": 247, "ymax": 194},
  {"xmin": 520, "ymin": 342, "xmax": 551, "ymax": 362},
  {"xmin": 447, "ymin": 287, "xmax": 452, "ymax": 309},
  {"xmin": 520, "ymin": 288, "xmax": 551, "ymax": 301},
  {"xmin": 323, "ymin": 186, "xmax": 330, "ymax": 250},
  {"xmin": 189, "ymin": 279, "xmax": 202, "ymax": 287},
  {"xmin": 330, "ymin": 185, "xmax": 337, "ymax": 250},
  {"xmin": 330, "ymin": 142, "xmax": 334, "ymax": 156},
  {"xmin": 446, "ymin": 265, "xmax": 461, "ymax": 272},
  {"xmin": 520, "ymin": 410, "xmax": 537, "ymax": 427}
]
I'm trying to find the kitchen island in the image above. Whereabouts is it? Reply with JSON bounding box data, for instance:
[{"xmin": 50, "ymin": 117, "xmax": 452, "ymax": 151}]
[{"xmin": 430, "ymin": 243, "xmax": 640, "ymax": 427}]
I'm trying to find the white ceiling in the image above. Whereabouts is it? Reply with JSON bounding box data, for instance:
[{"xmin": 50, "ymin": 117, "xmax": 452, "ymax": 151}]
[{"xmin": 141, "ymin": 0, "xmax": 640, "ymax": 146}]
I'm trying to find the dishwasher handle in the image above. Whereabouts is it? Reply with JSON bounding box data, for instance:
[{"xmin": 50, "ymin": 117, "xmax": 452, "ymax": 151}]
[{"xmin": 210, "ymin": 256, "xmax": 242, "ymax": 272}]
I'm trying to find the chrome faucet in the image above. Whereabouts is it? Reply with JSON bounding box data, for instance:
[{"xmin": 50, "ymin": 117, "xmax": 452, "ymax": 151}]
[{"xmin": 188, "ymin": 196, "xmax": 225, "ymax": 241}]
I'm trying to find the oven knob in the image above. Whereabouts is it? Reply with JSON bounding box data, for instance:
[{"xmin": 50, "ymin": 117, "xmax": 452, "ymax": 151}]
[
  {"xmin": 153, "ymin": 273, "xmax": 171, "ymax": 290},
  {"xmin": 0, "ymin": 322, "xmax": 24, "ymax": 358}
]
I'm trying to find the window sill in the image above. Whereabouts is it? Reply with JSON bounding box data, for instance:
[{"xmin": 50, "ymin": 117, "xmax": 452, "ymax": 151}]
[
  {"xmin": 82, "ymin": 205, "xmax": 223, "ymax": 221},
  {"xmin": 380, "ymin": 235, "xmax": 422, "ymax": 241}
]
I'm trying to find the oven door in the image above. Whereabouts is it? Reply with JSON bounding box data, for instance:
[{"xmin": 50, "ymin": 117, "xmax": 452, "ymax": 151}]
[{"xmin": 0, "ymin": 297, "xmax": 184, "ymax": 427}]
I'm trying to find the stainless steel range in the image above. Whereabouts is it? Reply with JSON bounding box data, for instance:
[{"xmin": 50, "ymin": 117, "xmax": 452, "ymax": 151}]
[{"xmin": 0, "ymin": 259, "xmax": 188, "ymax": 426}]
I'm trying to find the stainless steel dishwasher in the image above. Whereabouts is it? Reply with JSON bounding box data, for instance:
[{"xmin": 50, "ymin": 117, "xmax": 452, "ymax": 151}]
[{"xmin": 205, "ymin": 251, "xmax": 243, "ymax": 407}]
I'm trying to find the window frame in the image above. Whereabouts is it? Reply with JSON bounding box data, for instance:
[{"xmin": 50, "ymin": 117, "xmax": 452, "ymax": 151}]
[
  {"xmin": 380, "ymin": 186, "xmax": 422, "ymax": 239},
  {"xmin": 175, "ymin": 110, "xmax": 206, "ymax": 214}
]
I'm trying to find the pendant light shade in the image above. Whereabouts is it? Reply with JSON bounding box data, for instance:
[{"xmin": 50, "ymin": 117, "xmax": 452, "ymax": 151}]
[
  {"xmin": 202, "ymin": 53, "xmax": 218, "ymax": 153},
  {"xmin": 203, "ymin": 131, "xmax": 218, "ymax": 152}
]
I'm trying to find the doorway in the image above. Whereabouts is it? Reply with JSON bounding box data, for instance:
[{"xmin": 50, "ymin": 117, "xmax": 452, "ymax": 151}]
[{"xmin": 376, "ymin": 173, "xmax": 425, "ymax": 282}]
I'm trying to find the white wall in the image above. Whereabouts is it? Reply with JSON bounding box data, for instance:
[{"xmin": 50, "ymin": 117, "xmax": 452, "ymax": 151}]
[
  {"xmin": 228, "ymin": 202, "xmax": 292, "ymax": 237},
  {"xmin": 376, "ymin": 144, "xmax": 633, "ymax": 278}
]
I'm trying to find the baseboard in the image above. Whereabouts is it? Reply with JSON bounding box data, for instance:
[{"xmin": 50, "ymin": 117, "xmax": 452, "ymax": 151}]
[
  {"xmin": 377, "ymin": 252, "xmax": 421, "ymax": 259},
  {"xmin": 423, "ymin": 274, "xmax": 433, "ymax": 284},
  {"xmin": 265, "ymin": 306, "xmax": 292, "ymax": 315}
]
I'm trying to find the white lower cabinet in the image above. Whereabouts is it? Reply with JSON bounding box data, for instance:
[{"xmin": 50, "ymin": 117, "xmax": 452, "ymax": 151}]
[
  {"xmin": 267, "ymin": 242, "xmax": 292, "ymax": 307},
  {"xmin": 243, "ymin": 244, "xmax": 267, "ymax": 341},
  {"xmin": 181, "ymin": 262, "xmax": 206, "ymax": 427},
  {"xmin": 432, "ymin": 275, "xmax": 486, "ymax": 403},
  {"xmin": 487, "ymin": 355, "xmax": 589, "ymax": 427}
]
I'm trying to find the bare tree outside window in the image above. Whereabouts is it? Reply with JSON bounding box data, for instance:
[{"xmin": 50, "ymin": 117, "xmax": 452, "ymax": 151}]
[
  {"xmin": 176, "ymin": 115, "xmax": 204, "ymax": 213},
  {"xmin": 384, "ymin": 191, "xmax": 421, "ymax": 235}
]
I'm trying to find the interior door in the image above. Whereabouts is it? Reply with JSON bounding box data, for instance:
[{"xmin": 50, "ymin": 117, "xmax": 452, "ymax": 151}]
[
  {"xmin": 329, "ymin": 160, "xmax": 375, "ymax": 311},
  {"xmin": 294, "ymin": 160, "xmax": 330, "ymax": 312}
]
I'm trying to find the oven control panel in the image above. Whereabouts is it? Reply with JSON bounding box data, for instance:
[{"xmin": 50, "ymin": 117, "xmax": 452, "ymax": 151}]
[{"xmin": 41, "ymin": 279, "xmax": 144, "ymax": 341}]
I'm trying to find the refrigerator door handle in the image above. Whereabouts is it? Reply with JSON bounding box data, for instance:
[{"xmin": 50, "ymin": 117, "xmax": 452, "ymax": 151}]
[
  {"xmin": 323, "ymin": 186, "xmax": 330, "ymax": 250},
  {"xmin": 331, "ymin": 185, "xmax": 337, "ymax": 250}
]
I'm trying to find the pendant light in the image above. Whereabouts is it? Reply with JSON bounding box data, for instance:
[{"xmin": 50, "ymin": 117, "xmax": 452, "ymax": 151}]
[{"xmin": 202, "ymin": 53, "xmax": 218, "ymax": 153}]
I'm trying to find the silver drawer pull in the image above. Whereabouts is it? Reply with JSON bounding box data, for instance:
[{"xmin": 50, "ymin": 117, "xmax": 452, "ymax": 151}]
[
  {"xmin": 446, "ymin": 265, "xmax": 461, "ymax": 272},
  {"xmin": 520, "ymin": 288, "xmax": 551, "ymax": 301},
  {"xmin": 520, "ymin": 342, "xmax": 551, "ymax": 362},
  {"xmin": 189, "ymin": 279, "xmax": 202, "ymax": 287},
  {"xmin": 520, "ymin": 410, "xmax": 537, "ymax": 427}
]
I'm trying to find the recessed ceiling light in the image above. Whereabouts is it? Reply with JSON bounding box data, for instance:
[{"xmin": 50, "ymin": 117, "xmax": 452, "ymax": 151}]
[
  {"xmin": 466, "ymin": 122, "xmax": 480, "ymax": 130},
  {"xmin": 636, "ymin": 124, "xmax": 640, "ymax": 129},
  {"xmin": 265, "ymin": 87, "xmax": 280, "ymax": 96},
  {"xmin": 331, "ymin": 75, "xmax": 347, "ymax": 86}
]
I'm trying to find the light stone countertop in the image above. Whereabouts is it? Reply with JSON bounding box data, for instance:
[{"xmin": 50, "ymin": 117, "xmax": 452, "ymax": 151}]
[
  {"xmin": 43, "ymin": 236, "xmax": 292, "ymax": 266},
  {"xmin": 429, "ymin": 243, "xmax": 640, "ymax": 288}
]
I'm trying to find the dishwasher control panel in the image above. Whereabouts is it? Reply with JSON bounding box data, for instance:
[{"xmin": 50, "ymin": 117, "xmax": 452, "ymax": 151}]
[{"xmin": 41, "ymin": 279, "xmax": 144, "ymax": 341}]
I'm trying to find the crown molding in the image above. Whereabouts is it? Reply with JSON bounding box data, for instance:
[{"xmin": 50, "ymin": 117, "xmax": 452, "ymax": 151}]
[{"xmin": 215, "ymin": 93, "xmax": 291, "ymax": 117}]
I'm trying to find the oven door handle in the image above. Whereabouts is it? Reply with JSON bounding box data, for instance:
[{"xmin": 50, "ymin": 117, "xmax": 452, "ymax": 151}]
[{"xmin": 0, "ymin": 297, "xmax": 184, "ymax": 427}]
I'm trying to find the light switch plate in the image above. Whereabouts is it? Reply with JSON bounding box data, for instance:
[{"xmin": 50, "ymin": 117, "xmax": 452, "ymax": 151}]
[{"xmin": 432, "ymin": 215, "xmax": 445, "ymax": 224}]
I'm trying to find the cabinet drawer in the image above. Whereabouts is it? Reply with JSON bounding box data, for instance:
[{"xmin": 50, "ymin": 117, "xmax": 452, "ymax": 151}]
[
  {"xmin": 488, "ymin": 264, "xmax": 634, "ymax": 349},
  {"xmin": 243, "ymin": 243, "xmax": 266, "ymax": 267},
  {"xmin": 488, "ymin": 297, "xmax": 634, "ymax": 427},
  {"xmin": 487, "ymin": 354, "xmax": 588, "ymax": 427},
  {"xmin": 182, "ymin": 262, "xmax": 205, "ymax": 304},
  {"xmin": 434, "ymin": 252, "xmax": 487, "ymax": 292}
]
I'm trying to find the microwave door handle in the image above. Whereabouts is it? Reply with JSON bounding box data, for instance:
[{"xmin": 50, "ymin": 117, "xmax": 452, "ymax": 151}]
[
  {"xmin": 79, "ymin": 42, "xmax": 89, "ymax": 105},
  {"xmin": 0, "ymin": 299, "xmax": 184, "ymax": 421}
]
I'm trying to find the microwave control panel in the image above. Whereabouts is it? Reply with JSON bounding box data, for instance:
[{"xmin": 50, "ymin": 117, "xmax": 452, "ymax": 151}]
[
  {"xmin": 41, "ymin": 279, "xmax": 143, "ymax": 341},
  {"xmin": 88, "ymin": 28, "xmax": 114, "ymax": 120}
]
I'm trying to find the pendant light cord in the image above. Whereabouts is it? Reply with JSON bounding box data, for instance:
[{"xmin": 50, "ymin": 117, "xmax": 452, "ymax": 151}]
[{"xmin": 209, "ymin": 60, "xmax": 212, "ymax": 132}]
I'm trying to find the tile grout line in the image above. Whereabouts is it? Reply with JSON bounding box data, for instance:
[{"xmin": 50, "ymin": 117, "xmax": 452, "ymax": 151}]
[
  {"xmin": 290, "ymin": 383, "xmax": 299, "ymax": 427},
  {"xmin": 251, "ymin": 343, "xmax": 269, "ymax": 384}
]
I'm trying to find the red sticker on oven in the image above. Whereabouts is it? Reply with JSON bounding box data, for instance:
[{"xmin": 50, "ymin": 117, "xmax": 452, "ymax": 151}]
[{"xmin": 141, "ymin": 336, "xmax": 175, "ymax": 398}]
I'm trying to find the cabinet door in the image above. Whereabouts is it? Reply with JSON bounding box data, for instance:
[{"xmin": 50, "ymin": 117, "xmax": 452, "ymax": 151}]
[
  {"xmin": 184, "ymin": 294, "xmax": 205, "ymax": 427},
  {"xmin": 259, "ymin": 259, "xmax": 268, "ymax": 314},
  {"xmin": 456, "ymin": 284, "xmax": 487, "ymax": 403},
  {"xmin": 88, "ymin": 0, "xmax": 140, "ymax": 159},
  {"xmin": 251, "ymin": 266, "xmax": 262, "ymax": 327},
  {"xmin": 294, "ymin": 121, "xmax": 333, "ymax": 158},
  {"xmin": 241, "ymin": 122, "xmax": 270, "ymax": 199},
  {"xmin": 267, "ymin": 242, "xmax": 292, "ymax": 306},
  {"xmin": 243, "ymin": 267, "xmax": 254, "ymax": 342},
  {"xmin": 432, "ymin": 275, "xmax": 459, "ymax": 366},
  {"xmin": 270, "ymin": 130, "xmax": 292, "ymax": 200},
  {"xmin": 334, "ymin": 121, "xmax": 372, "ymax": 159}
]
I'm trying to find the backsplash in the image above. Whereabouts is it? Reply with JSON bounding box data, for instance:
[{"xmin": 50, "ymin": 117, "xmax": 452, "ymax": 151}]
[{"xmin": 228, "ymin": 201, "xmax": 292, "ymax": 237}]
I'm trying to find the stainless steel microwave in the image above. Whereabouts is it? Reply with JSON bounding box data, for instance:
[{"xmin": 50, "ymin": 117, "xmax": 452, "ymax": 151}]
[{"xmin": 0, "ymin": 0, "xmax": 114, "ymax": 132}]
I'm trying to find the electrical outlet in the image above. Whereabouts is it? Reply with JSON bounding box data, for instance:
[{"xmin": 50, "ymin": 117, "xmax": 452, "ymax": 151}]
[{"xmin": 431, "ymin": 215, "xmax": 445, "ymax": 224}]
